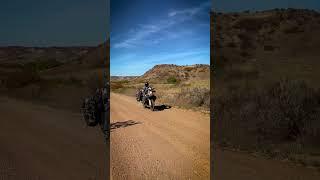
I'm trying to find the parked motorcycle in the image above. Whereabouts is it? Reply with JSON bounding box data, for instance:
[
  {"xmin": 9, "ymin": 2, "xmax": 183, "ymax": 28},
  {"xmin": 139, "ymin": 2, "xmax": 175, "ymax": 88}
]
[
  {"xmin": 81, "ymin": 97, "xmax": 98, "ymax": 126},
  {"xmin": 100, "ymin": 97, "xmax": 110, "ymax": 138},
  {"xmin": 142, "ymin": 87, "xmax": 157, "ymax": 111},
  {"xmin": 136, "ymin": 89, "xmax": 143, "ymax": 102},
  {"xmin": 81, "ymin": 87, "xmax": 110, "ymax": 140}
]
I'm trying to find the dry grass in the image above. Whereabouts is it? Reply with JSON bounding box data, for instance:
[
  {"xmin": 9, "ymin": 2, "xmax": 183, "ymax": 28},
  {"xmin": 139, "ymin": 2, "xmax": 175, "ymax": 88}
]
[
  {"xmin": 213, "ymin": 78, "xmax": 320, "ymax": 166},
  {"xmin": 111, "ymin": 79, "xmax": 210, "ymax": 110},
  {"xmin": 1, "ymin": 62, "xmax": 105, "ymax": 112},
  {"xmin": 175, "ymin": 87, "xmax": 210, "ymax": 108},
  {"xmin": 211, "ymin": 9, "xmax": 320, "ymax": 167}
]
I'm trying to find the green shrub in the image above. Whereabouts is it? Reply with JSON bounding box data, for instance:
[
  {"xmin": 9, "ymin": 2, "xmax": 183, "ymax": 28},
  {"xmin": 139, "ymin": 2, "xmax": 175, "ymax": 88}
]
[{"xmin": 167, "ymin": 77, "xmax": 179, "ymax": 84}]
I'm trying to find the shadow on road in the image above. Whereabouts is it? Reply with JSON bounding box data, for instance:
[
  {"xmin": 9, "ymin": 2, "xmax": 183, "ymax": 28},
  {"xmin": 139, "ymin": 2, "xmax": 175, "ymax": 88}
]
[
  {"xmin": 110, "ymin": 120, "xmax": 141, "ymax": 131},
  {"xmin": 154, "ymin": 105, "xmax": 172, "ymax": 111}
]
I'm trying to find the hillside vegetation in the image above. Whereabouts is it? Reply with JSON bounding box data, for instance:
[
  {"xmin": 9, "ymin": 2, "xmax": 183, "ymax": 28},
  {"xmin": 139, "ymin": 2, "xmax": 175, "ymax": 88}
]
[
  {"xmin": 212, "ymin": 9, "xmax": 320, "ymax": 167},
  {"xmin": 0, "ymin": 40, "xmax": 109, "ymax": 111},
  {"xmin": 111, "ymin": 64, "xmax": 210, "ymax": 110}
]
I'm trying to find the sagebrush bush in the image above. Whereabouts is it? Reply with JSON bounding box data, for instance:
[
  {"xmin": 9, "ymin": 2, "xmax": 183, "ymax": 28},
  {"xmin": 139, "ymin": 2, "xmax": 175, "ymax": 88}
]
[
  {"xmin": 176, "ymin": 87, "xmax": 210, "ymax": 108},
  {"xmin": 256, "ymin": 79, "xmax": 318, "ymax": 141},
  {"xmin": 5, "ymin": 68, "xmax": 40, "ymax": 88},
  {"xmin": 213, "ymin": 78, "xmax": 320, "ymax": 153}
]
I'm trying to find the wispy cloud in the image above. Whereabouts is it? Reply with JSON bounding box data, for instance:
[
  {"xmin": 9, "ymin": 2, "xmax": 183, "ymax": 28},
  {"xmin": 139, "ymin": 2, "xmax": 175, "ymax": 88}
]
[
  {"xmin": 168, "ymin": 1, "xmax": 211, "ymax": 17},
  {"xmin": 113, "ymin": 23, "xmax": 164, "ymax": 48},
  {"xmin": 113, "ymin": 1, "xmax": 210, "ymax": 49}
]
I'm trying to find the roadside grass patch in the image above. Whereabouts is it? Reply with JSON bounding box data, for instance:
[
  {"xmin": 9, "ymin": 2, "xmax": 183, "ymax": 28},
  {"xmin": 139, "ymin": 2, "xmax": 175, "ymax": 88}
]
[{"xmin": 213, "ymin": 78, "xmax": 320, "ymax": 166}]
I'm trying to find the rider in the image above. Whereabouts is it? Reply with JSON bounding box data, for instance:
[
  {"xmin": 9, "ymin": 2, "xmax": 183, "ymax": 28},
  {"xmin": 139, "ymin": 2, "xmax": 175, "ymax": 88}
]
[
  {"xmin": 143, "ymin": 82, "xmax": 150, "ymax": 94},
  {"xmin": 142, "ymin": 82, "xmax": 151, "ymax": 103}
]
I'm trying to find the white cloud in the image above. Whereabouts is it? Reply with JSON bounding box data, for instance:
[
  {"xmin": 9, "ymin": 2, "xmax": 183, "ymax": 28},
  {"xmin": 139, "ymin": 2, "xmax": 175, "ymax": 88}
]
[
  {"xmin": 168, "ymin": 1, "xmax": 211, "ymax": 17},
  {"xmin": 113, "ymin": 1, "xmax": 210, "ymax": 49}
]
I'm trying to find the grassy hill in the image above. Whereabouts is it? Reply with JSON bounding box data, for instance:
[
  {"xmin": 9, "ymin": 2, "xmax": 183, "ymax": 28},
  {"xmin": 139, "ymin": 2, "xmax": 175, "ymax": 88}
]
[
  {"xmin": 211, "ymin": 9, "xmax": 320, "ymax": 167},
  {"xmin": 213, "ymin": 8, "xmax": 320, "ymax": 88}
]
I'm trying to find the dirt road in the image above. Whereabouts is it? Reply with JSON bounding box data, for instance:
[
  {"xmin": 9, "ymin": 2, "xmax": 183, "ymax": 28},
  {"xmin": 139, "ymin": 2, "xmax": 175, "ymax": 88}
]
[
  {"xmin": 110, "ymin": 93, "xmax": 320, "ymax": 180},
  {"xmin": 0, "ymin": 96, "xmax": 108, "ymax": 180},
  {"xmin": 110, "ymin": 93, "xmax": 211, "ymax": 180}
]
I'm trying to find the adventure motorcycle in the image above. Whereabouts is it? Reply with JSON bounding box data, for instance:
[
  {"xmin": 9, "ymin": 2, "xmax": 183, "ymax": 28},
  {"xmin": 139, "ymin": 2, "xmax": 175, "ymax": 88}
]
[
  {"xmin": 99, "ymin": 97, "xmax": 110, "ymax": 138},
  {"xmin": 142, "ymin": 87, "xmax": 157, "ymax": 111},
  {"xmin": 136, "ymin": 89, "xmax": 143, "ymax": 102},
  {"xmin": 81, "ymin": 96, "xmax": 110, "ymax": 137},
  {"xmin": 81, "ymin": 97, "xmax": 98, "ymax": 127}
]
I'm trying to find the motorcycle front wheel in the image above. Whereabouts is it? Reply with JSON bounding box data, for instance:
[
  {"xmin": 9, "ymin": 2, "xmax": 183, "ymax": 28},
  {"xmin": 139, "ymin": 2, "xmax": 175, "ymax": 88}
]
[
  {"xmin": 150, "ymin": 99, "xmax": 155, "ymax": 111},
  {"xmin": 142, "ymin": 100, "xmax": 147, "ymax": 108}
]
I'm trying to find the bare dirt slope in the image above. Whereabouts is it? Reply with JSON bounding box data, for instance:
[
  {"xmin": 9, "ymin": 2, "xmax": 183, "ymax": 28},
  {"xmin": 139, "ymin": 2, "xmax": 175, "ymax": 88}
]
[
  {"xmin": 0, "ymin": 96, "xmax": 108, "ymax": 180},
  {"xmin": 110, "ymin": 93, "xmax": 210, "ymax": 180}
]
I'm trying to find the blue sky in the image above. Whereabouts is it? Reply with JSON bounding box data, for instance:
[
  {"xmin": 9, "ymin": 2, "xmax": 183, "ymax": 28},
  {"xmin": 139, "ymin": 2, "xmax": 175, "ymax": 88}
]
[
  {"xmin": 0, "ymin": 0, "xmax": 109, "ymax": 47},
  {"xmin": 110, "ymin": 0, "xmax": 211, "ymax": 76},
  {"xmin": 212, "ymin": 0, "xmax": 320, "ymax": 12}
]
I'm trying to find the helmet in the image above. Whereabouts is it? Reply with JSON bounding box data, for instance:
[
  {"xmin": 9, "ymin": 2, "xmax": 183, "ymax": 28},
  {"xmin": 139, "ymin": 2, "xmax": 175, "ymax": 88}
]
[{"xmin": 145, "ymin": 82, "xmax": 149, "ymax": 87}]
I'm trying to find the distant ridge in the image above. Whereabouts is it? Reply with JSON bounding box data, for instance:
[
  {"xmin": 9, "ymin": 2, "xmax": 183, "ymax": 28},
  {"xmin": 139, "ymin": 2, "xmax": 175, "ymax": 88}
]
[
  {"xmin": 111, "ymin": 76, "xmax": 139, "ymax": 81},
  {"xmin": 135, "ymin": 64, "xmax": 210, "ymax": 82}
]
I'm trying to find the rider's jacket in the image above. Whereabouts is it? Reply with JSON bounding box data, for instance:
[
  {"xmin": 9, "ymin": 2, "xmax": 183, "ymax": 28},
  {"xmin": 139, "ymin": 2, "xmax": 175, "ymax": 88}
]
[{"xmin": 143, "ymin": 86, "xmax": 149, "ymax": 94}]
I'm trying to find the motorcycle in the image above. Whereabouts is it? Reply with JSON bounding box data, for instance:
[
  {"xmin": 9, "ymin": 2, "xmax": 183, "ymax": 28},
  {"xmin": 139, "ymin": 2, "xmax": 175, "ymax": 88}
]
[
  {"xmin": 142, "ymin": 87, "xmax": 157, "ymax": 111},
  {"xmin": 99, "ymin": 97, "xmax": 110, "ymax": 138},
  {"xmin": 136, "ymin": 89, "xmax": 143, "ymax": 102},
  {"xmin": 81, "ymin": 89, "xmax": 110, "ymax": 140},
  {"xmin": 81, "ymin": 97, "xmax": 98, "ymax": 127}
]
